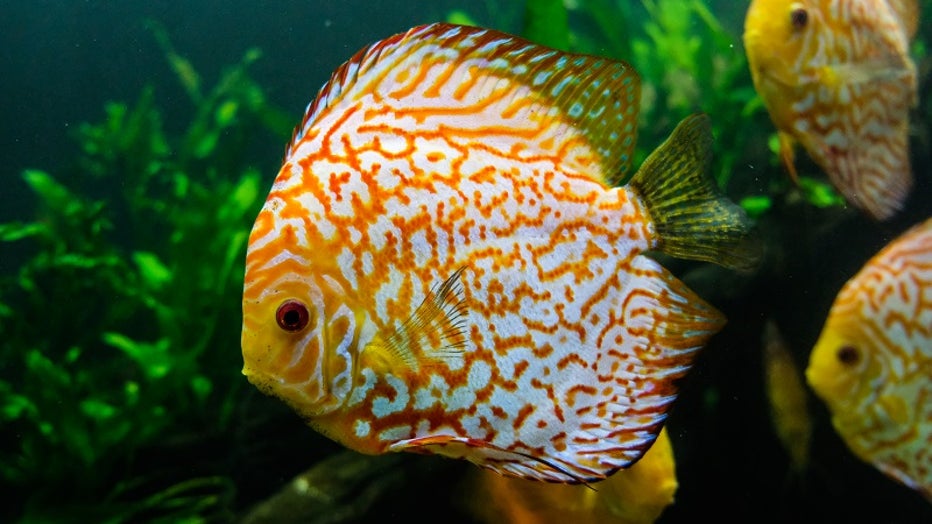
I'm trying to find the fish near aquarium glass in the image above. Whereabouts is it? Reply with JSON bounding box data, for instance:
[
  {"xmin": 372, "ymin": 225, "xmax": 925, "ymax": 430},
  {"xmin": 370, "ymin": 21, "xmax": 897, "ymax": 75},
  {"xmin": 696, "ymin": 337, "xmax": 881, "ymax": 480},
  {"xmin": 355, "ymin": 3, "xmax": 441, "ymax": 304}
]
[
  {"xmin": 744, "ymin": 0, "xmax": 919, "ymax": 220},
  {"xmin": 240, "ymin": 23, "xmax": 757, "ymax": 483},
  {"xmin": 807, "ymin": 217, "xmax": 932, "ymax": 502}
]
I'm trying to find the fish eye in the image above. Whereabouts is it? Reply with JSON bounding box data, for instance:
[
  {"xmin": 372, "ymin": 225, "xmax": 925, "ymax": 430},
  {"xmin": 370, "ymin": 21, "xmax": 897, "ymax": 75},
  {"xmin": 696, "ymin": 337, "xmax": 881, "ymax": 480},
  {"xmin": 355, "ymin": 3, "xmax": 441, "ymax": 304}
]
[
  {"xmin": 276, "ymin": 299, "xmax": 310, "ymax": 332},
  {"xmin": 836, "ymin": 345, "xmax": 860, "ymax": 366},
  {"xmin": 790, "ymin": 5, "xmax": 808, "ymax": 30}
]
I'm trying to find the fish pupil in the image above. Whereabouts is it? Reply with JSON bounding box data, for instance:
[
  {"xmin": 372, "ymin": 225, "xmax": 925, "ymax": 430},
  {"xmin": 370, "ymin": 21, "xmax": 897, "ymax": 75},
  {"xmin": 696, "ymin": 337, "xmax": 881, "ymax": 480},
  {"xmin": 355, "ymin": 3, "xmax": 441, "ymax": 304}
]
[
  {"xmin": 276, "ymin": 300, "xmax": 310, "ymax": 332},
  {"xmin": 790, "ymin": 7, "xmax": 808, "ymax": 30},
  {"xmin": 836, "ymin": 345, "xmax": 860, "ymax": 366}
]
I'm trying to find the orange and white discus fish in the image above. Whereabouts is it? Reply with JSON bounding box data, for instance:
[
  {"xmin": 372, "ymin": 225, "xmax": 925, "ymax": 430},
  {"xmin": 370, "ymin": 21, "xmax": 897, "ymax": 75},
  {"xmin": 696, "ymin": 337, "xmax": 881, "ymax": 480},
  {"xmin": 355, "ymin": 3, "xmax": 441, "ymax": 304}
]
[
  {"xmin": 241, "ymin": 23, "xmax": 758, "ymax": 483},
  {"xmin": 465, "ymin": 427, "xmax": 677, "ymax": 524},
  {"xmin": 743, "ymin": 0, "xmax": 920, "ymax": 220},
  {"xmin": 807, "ymin": 217, "xmax": 932, "ymax": 501}
]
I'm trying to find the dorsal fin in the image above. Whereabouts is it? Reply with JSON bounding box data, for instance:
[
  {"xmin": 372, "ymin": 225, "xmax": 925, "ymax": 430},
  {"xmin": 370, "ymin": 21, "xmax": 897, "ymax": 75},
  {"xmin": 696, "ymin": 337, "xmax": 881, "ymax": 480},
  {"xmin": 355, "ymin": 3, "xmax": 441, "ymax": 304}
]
[
  {"xmin": 887, "ymin": 0, "xmax": 920, "ymax": 40},
  {"xmin": 288, "ymin": 23, "xmax": 641, "ymax": 185}
]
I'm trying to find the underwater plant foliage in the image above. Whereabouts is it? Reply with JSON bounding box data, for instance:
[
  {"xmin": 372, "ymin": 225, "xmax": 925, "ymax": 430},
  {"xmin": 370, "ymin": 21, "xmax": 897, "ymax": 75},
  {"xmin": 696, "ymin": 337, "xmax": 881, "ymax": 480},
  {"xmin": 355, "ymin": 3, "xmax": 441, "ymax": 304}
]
[{"xmin": 0, "ymin": 26, "xmax": 292, "ymax": 522}]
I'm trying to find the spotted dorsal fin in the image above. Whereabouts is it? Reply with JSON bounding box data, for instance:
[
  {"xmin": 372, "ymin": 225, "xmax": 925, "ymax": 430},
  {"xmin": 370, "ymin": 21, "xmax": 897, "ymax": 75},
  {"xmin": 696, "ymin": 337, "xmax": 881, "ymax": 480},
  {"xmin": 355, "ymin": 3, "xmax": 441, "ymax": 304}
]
[
  {"xmin": 288, "ymin": 23, "xmax": 641, "ymax": 185},
  {"xmin": 364, "ymin": 269, "xmax": 467, "ymax": 372}
]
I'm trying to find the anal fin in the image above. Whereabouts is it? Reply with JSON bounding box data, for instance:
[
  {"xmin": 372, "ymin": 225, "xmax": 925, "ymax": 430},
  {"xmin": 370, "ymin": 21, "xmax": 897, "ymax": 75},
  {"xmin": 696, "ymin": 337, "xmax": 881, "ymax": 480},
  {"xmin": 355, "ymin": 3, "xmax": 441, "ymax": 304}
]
[{"xmin": 389, "ymin": 434, "xmax": 597, "ymax": 484}]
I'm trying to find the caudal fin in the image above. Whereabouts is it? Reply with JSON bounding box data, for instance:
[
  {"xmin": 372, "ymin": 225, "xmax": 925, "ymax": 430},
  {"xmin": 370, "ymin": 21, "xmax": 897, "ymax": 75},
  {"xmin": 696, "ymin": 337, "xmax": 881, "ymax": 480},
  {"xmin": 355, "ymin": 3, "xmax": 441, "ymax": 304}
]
[{"xmin": 629, "ymin": 114, "xmax": 760, "ymax": 271}]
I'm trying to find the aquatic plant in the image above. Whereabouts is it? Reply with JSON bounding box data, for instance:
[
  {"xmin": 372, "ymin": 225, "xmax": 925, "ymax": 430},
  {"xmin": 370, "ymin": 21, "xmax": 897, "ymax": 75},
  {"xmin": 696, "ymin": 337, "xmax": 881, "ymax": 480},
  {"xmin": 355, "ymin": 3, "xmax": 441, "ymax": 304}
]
[{"xmin": 0, "ymin": 24, "xmax": 289, "ymax": 522}]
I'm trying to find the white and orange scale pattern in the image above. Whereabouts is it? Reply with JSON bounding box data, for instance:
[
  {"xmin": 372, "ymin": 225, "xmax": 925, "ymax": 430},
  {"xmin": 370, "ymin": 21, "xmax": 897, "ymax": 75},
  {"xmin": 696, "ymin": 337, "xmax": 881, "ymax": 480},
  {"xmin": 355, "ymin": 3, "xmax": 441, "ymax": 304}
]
[
  {"xmin": 808, "ymin": 217, "xmax": 932, "ymax": 500},
  {"xmin": 242, "ymin": 24, "xmax": 722, "ymax": 482},
  {"xmin": 744, "ymin": 0, "xmax": 919, "ymax": 220}
]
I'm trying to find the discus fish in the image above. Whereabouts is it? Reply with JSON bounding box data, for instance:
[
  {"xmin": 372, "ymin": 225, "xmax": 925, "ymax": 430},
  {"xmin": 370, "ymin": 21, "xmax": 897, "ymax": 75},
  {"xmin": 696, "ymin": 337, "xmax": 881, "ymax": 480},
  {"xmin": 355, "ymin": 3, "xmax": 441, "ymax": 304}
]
[
  {"xmin": 743, "ymin": 0, "xmax": 920, "ymax": 220},
  {"xmin": 763, "ymin": 320, "xmax": 812, "ymax": 475},
  {"xmin": 242, "ymin": 23, "xmax": 758, "ymax": 483},
  {"xmin": 465, "ymin": 427, "xmax": 677, "ymax": 524},
  {"xmin": 807, "ymin": 217, "xmax": 932, "ymax": 501}
]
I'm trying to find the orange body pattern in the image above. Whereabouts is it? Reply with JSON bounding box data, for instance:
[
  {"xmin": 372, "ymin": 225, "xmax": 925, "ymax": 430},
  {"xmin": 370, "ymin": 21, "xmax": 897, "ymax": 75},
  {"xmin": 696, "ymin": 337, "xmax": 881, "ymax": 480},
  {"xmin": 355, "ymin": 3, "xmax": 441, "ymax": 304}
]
[
  {"xmin": 807, "ymin": 217, "xmax": 932, "ymax": 501},
  {"xmin": 744, "ymin": 0, "xmax": 919, "ymax": 220},
  {"xmin": 242, "ymin": 24, "xmax": 754, "ymax": 483}
]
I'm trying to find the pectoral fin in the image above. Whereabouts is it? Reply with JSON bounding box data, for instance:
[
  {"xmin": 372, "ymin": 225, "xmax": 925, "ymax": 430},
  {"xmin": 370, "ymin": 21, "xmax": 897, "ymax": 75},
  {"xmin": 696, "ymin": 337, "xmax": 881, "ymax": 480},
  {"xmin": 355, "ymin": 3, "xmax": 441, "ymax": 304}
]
[{"xmin": 364, "ymin": 269, "xmax": 468, "ymax": 372}]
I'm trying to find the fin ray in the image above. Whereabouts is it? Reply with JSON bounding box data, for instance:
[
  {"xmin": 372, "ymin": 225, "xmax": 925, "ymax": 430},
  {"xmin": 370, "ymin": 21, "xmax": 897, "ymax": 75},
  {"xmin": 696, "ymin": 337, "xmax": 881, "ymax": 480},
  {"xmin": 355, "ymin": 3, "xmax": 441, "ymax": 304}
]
[
  {"xmin": 629, "ymin": 114, "xmax": 760, "ymax": 271},
  {"xmin": 365, "ymin": 269, "xmax": 467, "ymax": 372},
  {"xmin": 287, "ymin": 23, "xmax": 641, "ymax": 184}
]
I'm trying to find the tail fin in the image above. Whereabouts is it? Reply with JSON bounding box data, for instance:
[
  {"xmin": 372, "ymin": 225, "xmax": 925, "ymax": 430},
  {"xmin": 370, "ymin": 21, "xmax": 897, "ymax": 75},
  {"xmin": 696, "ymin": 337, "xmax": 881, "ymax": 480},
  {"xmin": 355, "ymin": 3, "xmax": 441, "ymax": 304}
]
[{"xmin": 629, "ymin": 114, "xmax": 760, "ymax": 271}]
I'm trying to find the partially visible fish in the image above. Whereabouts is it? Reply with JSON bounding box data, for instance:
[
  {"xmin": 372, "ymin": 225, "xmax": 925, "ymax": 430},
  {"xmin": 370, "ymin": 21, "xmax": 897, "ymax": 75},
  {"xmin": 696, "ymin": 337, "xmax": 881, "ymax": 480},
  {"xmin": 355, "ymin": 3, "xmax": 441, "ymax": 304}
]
[
  {"xmin": 762, "ymin": 319, "xmax": 812, "ymax": 475},
  {"xmin": 464, "ymin": 427, "xmax": 677, "ymax": 524},
  {"xmin": 241, "ymin": 23, "xmax": 759, "ymax": 484},
  {"xmin": 743, "ymin": 0, "xmax": 920, "ymax": 220},
  {"xmin": 807, "ymin": 217, "xmax": 932, "ymax": 501}
]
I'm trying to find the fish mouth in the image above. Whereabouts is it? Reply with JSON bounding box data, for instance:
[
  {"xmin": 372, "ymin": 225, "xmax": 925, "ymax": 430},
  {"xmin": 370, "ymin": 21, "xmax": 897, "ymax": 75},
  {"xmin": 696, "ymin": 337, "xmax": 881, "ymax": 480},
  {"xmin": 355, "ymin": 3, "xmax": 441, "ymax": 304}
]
[
  {"xmin": 241, "ymin": 366, "xmax": 284, "ymax": 399},
  {"xmin": 805, "ymin": 346, "xmax": 849, "ymax": 407}
]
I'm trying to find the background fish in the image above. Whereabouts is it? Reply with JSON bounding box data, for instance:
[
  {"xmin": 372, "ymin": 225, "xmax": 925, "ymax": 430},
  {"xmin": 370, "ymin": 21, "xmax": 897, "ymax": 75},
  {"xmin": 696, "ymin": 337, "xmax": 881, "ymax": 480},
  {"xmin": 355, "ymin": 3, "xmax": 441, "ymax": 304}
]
[
  {"xmin": 807, "ymin": 217, "xmax": 932, "ymax": 501},
  {"xmin": 743, "ymin": 0, "xmax": 920, "ymax": 220},
  {"xmin": 762, "ymin": 319, "xmax": 812, "ymax": 476},
  {"xmin": 464, "ymin": 427, "xmax": 677, "ymax": 524},
  {"xmin": 241, "ymin": 23, "xmax": 758, "ymax": 483}
]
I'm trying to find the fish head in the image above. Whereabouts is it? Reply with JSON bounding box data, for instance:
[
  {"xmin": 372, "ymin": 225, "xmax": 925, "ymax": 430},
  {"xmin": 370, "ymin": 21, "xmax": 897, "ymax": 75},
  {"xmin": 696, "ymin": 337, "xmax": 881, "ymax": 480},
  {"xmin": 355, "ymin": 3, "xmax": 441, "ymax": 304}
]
[
  {"xmin": 744, "ymin": 0, "xmax": 825, "ymax": 127},
  {"xmin": 241, "ymin": 206, "xmax": 359, "ymax": 419},
  {"xmin": 805, "ymin": 308, "xmax": 883, "ymax": 437}
]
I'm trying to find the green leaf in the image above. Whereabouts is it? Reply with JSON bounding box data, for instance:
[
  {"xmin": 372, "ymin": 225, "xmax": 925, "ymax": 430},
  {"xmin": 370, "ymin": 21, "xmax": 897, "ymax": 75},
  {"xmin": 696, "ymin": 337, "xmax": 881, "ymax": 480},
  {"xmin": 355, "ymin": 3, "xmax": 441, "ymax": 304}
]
[
  {"xmin": 193, "ymin": 130, "xmax": 220, "ymax": 159},
  {"xmin": 102, "ymin": 333, "xmax": 173, "ymax": 380},
  {"xmin": 445, "ymin": 9, "xmax": 478, "ymax": 26},
  {"xmin": 798, "ymin": 176, "xmax": 845, "ymax": 208},
  {"xmin": 767, "ymin": 133, "xmax": 781, "ymax": 155},
  {"xmin": 22, "ymin": 170, "xmax": 74, "ymax": 212},
  {"xmin": 80, "ymin": 398, "xmax": 118, "ymax": 421},
  {"xmin": 173, "ymin": 171, "xmax": 191, "ymax": 199},
  {"xmin": 739, "ymin": 195, "xmax": 772, "ymax": 219},
  {"xmin": 190, "ymin": 376, "xmax": 212, "ymax": 403},
  {"xmin": 149, "ymin": 20, "xmax": 203, "ymax": 103},
  {"xmin": 0, "ymin": 387, "xmax": 39, "ymax": 422},
  {"xmin": 0, "ymin": 222, "xmax": 48, "ymax": 242},
  {"xmin": 220, "ymin": 170, "xmax": 261, "ymax": 222},
  {"xmin": 25, "ymin": 349, "xmax": 71, "ymax": 389},
  {"xmin": 215, "ymin": 99, "xmax": 239, "ymax": 127},
  {"xmin": 125, "ymin": 381, "xmax": 140, "ymax": 406},
  {"xmin": 133, "ymin": 251, "xmax": 173, "ymax": 290}
]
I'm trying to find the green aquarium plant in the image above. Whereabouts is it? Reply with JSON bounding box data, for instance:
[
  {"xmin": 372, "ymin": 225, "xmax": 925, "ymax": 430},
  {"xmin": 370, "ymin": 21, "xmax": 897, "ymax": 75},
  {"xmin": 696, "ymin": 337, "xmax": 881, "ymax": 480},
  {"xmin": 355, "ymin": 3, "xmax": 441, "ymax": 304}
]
[{"xmin": 0, "ymin": 24, "xmax": 290, "ymax": 522}]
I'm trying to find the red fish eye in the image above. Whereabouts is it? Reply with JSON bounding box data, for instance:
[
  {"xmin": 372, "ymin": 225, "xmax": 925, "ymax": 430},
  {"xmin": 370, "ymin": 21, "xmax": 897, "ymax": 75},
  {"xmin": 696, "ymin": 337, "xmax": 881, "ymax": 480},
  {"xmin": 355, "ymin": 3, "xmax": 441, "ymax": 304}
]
[
  {"xmin": 790, "ymin": 7, "xmax": 808, "ymax": 29},
  {"xmin": 836, "ymin": 345, "xmax": 860, "ymax": 366},
  {"xmin": 276, "ymin": 300, "xmax": 310, "ymax": 332}
]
